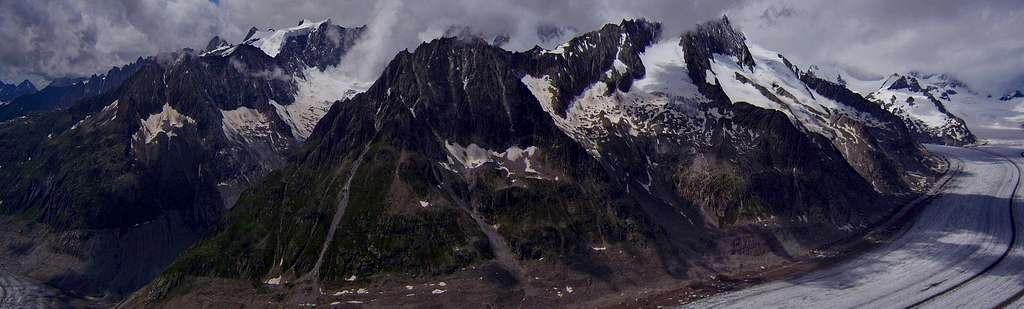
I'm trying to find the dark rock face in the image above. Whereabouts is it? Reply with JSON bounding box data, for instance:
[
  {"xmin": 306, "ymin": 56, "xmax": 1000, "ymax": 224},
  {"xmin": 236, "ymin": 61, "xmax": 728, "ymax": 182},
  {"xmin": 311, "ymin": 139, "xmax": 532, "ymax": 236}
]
[
  {"xmin": 799, "ymin": 71, "xmax": 935, "ymax": 193},
  {"xmin": 203, "ymin": 36, "xmax": 230, "ymax": 52},
  {"xmin": 143, "ymin": 18, "xmax": 938, "ymax": 306},
  {"xmin": 0, "ymin": 80, "xmax": 37, "ymax": 102},
  {"xmin": 526, "ymin": 19, "xmax": 661, "ymax": 117},
  {"xmin": 887, "ymin": 75, "xmax": 924, "ymax": 92},
  {"xmin": 274, "ymin": 21, "xmax": 366, "ymax": 73},
  {"xmin": 0, "ymin": 20, "xmax": 364, "ymax": 299},
  {"xmin": 0, "ymin": 60, "xmax": 143, "ymax": 121},
  {"xmin": 441, "ymin": 25, "xmax": 510, "ymax": 47},
  {"xmin": 681, "ymin": 16, "xmax": 755, "ymax": 99}
]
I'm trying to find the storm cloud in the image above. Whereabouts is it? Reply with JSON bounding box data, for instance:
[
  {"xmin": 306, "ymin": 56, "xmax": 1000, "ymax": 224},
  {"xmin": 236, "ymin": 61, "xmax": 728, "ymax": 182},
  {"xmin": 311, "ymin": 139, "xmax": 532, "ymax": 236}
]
[
  {"xmin": 0, "ymin": 0, "xmax": 230, "ymax": 86},
  {"xmin": 1, "ymin": 0, "xmax": 1021, "ymax": 93}
]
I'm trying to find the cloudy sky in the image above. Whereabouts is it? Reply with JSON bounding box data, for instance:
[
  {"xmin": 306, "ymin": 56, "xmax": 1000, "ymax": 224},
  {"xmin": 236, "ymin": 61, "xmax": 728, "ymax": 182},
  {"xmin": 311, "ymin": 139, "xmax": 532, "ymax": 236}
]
[{"xmin": 2, "ymin": 0, "xmax": 1022, "ymax": 93}]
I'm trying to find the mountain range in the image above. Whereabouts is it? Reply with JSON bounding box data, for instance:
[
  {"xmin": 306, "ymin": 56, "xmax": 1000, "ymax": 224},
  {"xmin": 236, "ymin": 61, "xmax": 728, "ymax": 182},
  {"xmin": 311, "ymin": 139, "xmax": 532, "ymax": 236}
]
[
  {"xmin": 128, "ymin": 17, "xmax": 940, "ymax": 307},
  {"xmin": 0, "ymin": 18, "xmax": 364, "ymax": 300},
  {"xmin": 0, "ymin": 79, "xmax": 37, "ymax": 104},
  {"xmin": 0, "ymin": 15, "xmax": 990, "ymax": 307}
]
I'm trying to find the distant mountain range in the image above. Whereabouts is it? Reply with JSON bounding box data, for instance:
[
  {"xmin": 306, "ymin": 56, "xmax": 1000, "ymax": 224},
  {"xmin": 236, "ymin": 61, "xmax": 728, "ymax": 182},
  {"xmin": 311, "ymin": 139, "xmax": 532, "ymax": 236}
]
[
  {"xmin": 0, "ymin": 79, "xmax": 36, "ymax": 103},
  {"xmin": 0, "ymin": 61, "xmax": 143, "ymax": 122}
]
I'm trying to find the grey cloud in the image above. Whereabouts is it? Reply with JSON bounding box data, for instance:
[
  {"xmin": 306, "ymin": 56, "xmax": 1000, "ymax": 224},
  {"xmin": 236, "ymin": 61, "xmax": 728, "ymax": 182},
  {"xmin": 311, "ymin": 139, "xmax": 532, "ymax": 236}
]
[
  {"xmin": 2, "ymin": 0, "xmax": 1021, "ymax": 94},
  {"xmin": 0, "ymin": 0, "xmax": 228, "ymax": 86},
  {"xmin": 728, "ymin": 0, "xmax": 1024, "ymax": 94},
  {"xmin": 217, "ymin": 0, "xmax": 740, "ymax": 81},
  {"xmin": 0, "ymin": 0, "xmax": 738, "ymax": 86},
  {"xmin": 229, "ymin": 57, "xmax": 291, "ymax": 81}
]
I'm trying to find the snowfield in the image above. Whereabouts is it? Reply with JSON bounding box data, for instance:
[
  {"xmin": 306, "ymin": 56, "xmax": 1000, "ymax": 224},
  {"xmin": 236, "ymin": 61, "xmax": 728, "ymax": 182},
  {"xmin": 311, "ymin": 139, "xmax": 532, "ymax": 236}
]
[
  {"xmin": 244, "ymin": 19, "xmax": 326, "ymax": 58},
  {"xmin": 134, "ymin": 103, "xmax": 195, "ymax": 144}
]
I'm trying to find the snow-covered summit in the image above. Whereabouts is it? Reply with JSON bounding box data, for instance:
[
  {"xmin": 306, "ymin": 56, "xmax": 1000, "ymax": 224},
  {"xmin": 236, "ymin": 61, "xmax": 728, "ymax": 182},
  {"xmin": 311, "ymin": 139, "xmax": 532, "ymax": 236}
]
[
  {"xmin": 203, "ymin": 19, "xmax": 365, "ymax": 63},
  {"xmin": 523, "ymin": 17, "xmax": 933, "ymax": 195},
  {"xmin": 865, "ymin": 72, "xmax": 976, "ymax": 145},
  {"xmin": 886, "ymin": 74, "xmax": 1024, "ymax": 143},
  {"xmin": 242, "ymin": 19, "xmax": 329, "ymax": 58},
  {"xmin": 192, "ymin": 19, "xmax": 369, "ymax": 142}
]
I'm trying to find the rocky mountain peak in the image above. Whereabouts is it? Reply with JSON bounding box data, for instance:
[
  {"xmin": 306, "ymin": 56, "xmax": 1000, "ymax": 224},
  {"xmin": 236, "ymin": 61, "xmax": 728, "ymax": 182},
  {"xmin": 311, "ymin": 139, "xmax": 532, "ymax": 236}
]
[
  {"xmin": 206, "ymin": 19, "xmax": 366, "ymax": 73},
  {"xmin": 204, "ymin": 35, "xmax": 230, "ymax": 52},
  {"xmin": 684, "ymin": 16, "xmax": 754, "ymax": 67},
  {"xmin": 887, "ymin": 74, "xmax": 924, "ymax": 92},
  {"xmin": 440, "ymin": 25, "xmax": 510, "ymax": 47},
  {"xmin": 16, "ymin": 80, "xmax": 36, "ymax": 91},
  {"xmin": 0, "ymin": 79, "xmax": 38, "ymax": 102},
  {"xmin": 678, "ymin": 15, "xmax": 757, "ymax": 100},
  {"xmin": 48, "ymin": 76, "xmax": 87, "ymax": 87},
  {"xmin": 243, "ymin": 26, "xmax": 260, "ymax": 41},
  {"xmin": 868, "ymin": 72, "xmax": 977, "ymax": 145},
  {"xmin": 525, "ymin": 19, "xmax": 660, "ymax": 117}
]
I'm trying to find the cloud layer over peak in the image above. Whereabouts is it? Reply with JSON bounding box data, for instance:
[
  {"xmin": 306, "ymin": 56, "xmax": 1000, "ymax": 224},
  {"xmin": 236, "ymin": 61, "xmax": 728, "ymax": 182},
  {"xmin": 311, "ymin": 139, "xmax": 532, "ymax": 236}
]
[{"xmin": 2, "ymin": 0, "xmax": 1020, "ymax": 93}]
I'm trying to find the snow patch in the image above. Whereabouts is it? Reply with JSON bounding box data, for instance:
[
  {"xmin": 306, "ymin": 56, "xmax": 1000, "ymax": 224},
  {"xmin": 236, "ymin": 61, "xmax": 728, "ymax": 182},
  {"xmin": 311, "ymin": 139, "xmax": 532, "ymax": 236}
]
[
  {"xmin": 708, "ymin": 42, "xmax": 888, "ymax": 139},
  {"xmin": 221, "ymin": 106, "xmax": 272, "ymax": 143},
  {"xmin": 264, "ymin": 276, "xmax": 282, "ymax": 285},
  {"xmin": 443, "ymin": 141, "xmax": 542, "ymax": 177},
  {"xmin": 135, "ymin": 103, "xmax": 195, "ymax": 144},
  {"xmin": 545, "ymin": 42, "xmax": 570, "ymax": 55},
  {"xmin": 705, "ymin": 70, "xmax": 718, "ymax": 85},
  {"xmin": 275, "ymin": 67, "xmax": 370, "ymax": 140},
  {"xmin": 634, "ymin": 40, "xmax": 700, "ymax": 97},
  {"xmin": 244, "ymin": 19, "xmax": 326, "ymax": 58}
]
